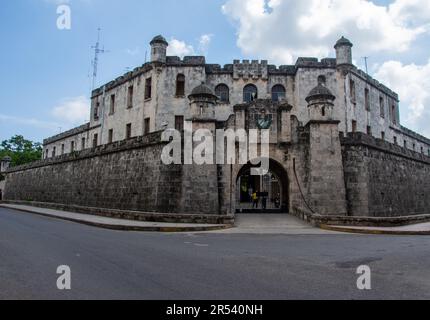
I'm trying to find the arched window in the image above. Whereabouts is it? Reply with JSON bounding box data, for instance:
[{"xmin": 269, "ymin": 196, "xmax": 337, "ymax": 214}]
[
  {"xmin": 317, "ymin": 75, "xmax": 326, "ymax": 85},
  {"xmin": 271, "ymin": 84, "xmax": 286, "ymax": 102},
  {"xmin": 215, "ymin": 84, "xmax": 230, "ymax": 103},
  {"xmin": 176, "ymin": 74, "xmax": 185, "ymax": 96},
  {"xmin": 243, "ymin": 84, "xmax": 258, "ymax": 103}
]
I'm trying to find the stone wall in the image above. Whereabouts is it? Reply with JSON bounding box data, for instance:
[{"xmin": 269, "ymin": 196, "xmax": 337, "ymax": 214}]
[
  {"xmin": 4, "ymin": 132, "xmax": 196, "ymax": 215},
  {"xmin": 342, "ymin": 133, "xmax": 430, "ymax": 217}
]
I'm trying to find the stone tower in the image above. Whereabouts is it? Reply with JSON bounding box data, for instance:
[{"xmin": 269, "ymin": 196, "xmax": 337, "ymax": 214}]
[
  {"xmin": 0, "ymin": 156, "xmax": 11, "ymax": 173},
  {"xmin": 188, "ymin": 82, "xmax": 217, "ymax": 120},
  {"xmin": 179, "ymin": 84, "xmax": 220, "ymax": 215},
  {"xmin": 150, "ymin": 35, "xmax": 168, "ymax": 63},
  {"xmin": 305, "ymin": 83, "xmax": 347, "ymax": 216},
  {"xmin": 334, "ymin": 36, "xmax": 353, "ymax": 67}
]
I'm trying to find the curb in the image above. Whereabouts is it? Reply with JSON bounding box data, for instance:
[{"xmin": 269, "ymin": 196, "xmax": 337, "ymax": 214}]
[
  {"xmin": 0, "ymin": 205, "xmax": 233, "ymax": 233},
  {"xmin": 320, "ymin": 224, "xmax": 430, "ymax": 236}
]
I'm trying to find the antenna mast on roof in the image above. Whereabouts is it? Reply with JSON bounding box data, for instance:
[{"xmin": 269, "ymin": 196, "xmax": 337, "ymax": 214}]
[
  {"xmin": 362, "ymin": 56, "xmax": 369, "ymax": 75},
  {"xmin": 91, "ymin": 28, "xmax": 108, "ymax": 90}
]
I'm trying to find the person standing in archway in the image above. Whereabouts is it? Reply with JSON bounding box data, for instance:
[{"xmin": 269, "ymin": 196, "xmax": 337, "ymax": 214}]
[
  {"xmin": 252, "ymin": 191, "xmax": 259, "ymax": 209},
  {"xmin": 262, "ymin": 195, "xmax": 267, "ymax": 210}
]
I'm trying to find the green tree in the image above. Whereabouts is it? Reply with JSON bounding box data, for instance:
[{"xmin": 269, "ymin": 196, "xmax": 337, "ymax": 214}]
[{"xmin": 0, "ymin": 135, "xmax": 42, "ymax": 167}]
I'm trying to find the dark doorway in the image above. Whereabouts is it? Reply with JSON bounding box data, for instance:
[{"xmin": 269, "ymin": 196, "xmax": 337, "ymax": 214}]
[{"xmin": 236, "ymin": 159, "xmax": 289, "ymax": 214}]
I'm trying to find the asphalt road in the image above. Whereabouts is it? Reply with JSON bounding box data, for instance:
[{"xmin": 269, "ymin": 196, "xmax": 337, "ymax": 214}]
[{"xmin": 1, "ymin": 207, "xmax": 430, "ymax": 300}]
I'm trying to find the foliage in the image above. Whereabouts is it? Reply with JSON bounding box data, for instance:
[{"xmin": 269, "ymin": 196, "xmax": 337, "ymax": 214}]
[{"xmin": 0, "ymin": 135, "xmax": 42, "ymax": 167}]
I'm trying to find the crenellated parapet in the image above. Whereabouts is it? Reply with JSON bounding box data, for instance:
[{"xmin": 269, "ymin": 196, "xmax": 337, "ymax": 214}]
[
  {"xmin": 166, "ymin": 56, "xmax": 206, "ymax": 66},
  {"xmin": 233, "ymin": 60, "xmax": 268, "ymax": 80}
]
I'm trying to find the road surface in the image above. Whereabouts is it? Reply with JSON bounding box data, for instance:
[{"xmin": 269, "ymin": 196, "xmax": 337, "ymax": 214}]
[{"xmin": 1, "ymin": 207, "xmax": 429, "ymax": 300}]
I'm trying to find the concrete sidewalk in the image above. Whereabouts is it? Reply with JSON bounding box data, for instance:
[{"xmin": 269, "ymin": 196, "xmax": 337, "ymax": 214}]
[
  {"xmin": 2, "ymin": 203, "xmax": 429, "ymax": 235},
  {"xmin": 321, "ymin": 223, "xmax": 430, "ymax": 235},
  {"xmin": 0, "ymin": 204, "xmax": 231, "ymax": 232}
]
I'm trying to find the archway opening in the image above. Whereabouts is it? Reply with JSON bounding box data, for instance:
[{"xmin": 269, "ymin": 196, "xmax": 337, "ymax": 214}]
[{"xmin": 236, "ymin": 159, "xmax": 289, "ymax": 213}]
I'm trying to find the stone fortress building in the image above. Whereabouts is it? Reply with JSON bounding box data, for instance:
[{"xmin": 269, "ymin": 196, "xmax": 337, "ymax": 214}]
[{"xmin": 3, "ymin": 35, "xmax": 430, "ymax": 222}]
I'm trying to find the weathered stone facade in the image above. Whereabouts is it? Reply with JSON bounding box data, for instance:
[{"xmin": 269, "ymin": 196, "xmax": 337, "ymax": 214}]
[{"xmin": 3, "ymin": 35, "xmax": 430, "ymax": 220}]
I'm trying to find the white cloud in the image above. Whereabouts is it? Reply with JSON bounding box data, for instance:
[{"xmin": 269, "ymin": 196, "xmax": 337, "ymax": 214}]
[
  {"xmin": 51, "ymin": 96, "xmax": 90, "ymax": 126},
  {"xmin": 167, "ymin": 34, "xmax": 214, "ymax": 58},
  {"xmin": 167, "ymin": 38, "xmax": 195, "ymax": 58},
  {"xmin": 222, "ymin": 0, "xmax": 430, "ymax": 64},
  {"xmin": 198, "ymin": 34, "xmax": 214, "ymax": 55},
  {"xmin": 374, "ymin": 59, "xmax": 430, "ymax": 137}
]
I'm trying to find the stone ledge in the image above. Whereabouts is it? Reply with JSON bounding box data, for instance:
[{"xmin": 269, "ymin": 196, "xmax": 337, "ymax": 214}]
[
  {"xmin": 311, "ymin": 214, "xmax": 430, "ymax": 227},
  {"xmin": 291, "ymin": 207, "xmax": 430, "ymax": 227},
  {"xmin": 1, "ymin": 200, "xmax": 235, "ymax": 225},
  {"xmin": 6, "ymin": 131, "xmax": 166, "ymax": 174}
]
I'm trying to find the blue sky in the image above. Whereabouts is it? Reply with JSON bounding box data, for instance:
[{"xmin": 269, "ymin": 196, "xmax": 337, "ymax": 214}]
[{"xmin": 1, "ymin": 0, "xmax": 429, "ymax": 143}]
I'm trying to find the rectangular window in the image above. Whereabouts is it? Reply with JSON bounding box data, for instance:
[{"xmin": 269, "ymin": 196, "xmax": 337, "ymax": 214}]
[
  {"xmin": 93, "ymin": 134, "xmax": 98, "ymax": 148},
  {"xmin": 391, "ymin": 105, "xmax": 397, "ymax": 124},
  {"xmin": 404, "ymin": 140, "xmax": 407, "ymax": 149},
  {"xmin": 175, "ymin": 116, "xmax": 184, "ymax": 132},
  {"xmin": 110, "ymin": 94, "xmax": 115, "ymax": 115},
  {"xmin": 108, "ymin": 129, "xmax": 113, "ymax": 144},
  {"xmin": 61, "ymin": 144, "xmax": 65, "ymax": 155},
  {"xmin": 81, "ymin": 137, "xmax": 86, "ymax": 150},
  {"xmin": 365, "ymin": 88, "xmax": 370, "ymax": 111},
  {"xmin": 144, "ymin": 118, "xmax": 150, "ymax": 135},
  {"xmin": 126, "ymin": 124, "xmax": 132, "ymax": 139},
  {"xmin": 394, "ymin": 137, "xmax": 397, "ymax": 145},
  {"xmin": 366, "ymin": 126, "xmax": 372, "ymax": 135},
  {"xmin": 381, "ymin": 131, "xmax": 385, "ymax": 140},
  {"xmin": 52, "ymin": 147, "xmax": 56, "ymax": 158},
  {"xmin": 350, "ymin": 80, "xmax": 356, "ymax": 102},
  {"xmin": 145, "ymin": 78, "xmax": 152, "ymax": 100},
  {"xmin": 351, "ymin": 120, "xmax": 357, "ymax": 133},
  {"xmin": 380, "ymin": 97, "xmax": 385, "ymax": 118},
  {"xmin": 413, "ymin": 143, "xmax": 416, "ymax": 151},
  {"xmin": 421, "ymin": 147, "xmax": 424, "ymax": 154},
  {"xmin": 71, "ymin": 141, "xmax": 75, "ymax": 153},
  {"xmin": 45, "ymin": 149, "xmax": 49, "ymax": 159},
  {"xmin": 127, "ymin": 86, "xmax": 134, "ymax": 108},
  {"xmin": 94, "ymin": 102, "xmax": 100, "ymax": 120},
  {"xmin": 176, "ymin": 75, "xmax": 185, "ymax": 96}
]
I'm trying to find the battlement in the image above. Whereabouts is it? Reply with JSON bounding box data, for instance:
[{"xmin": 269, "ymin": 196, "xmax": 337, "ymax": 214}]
[
  {"xmin": 205, "ymin": 64, "xmax": 234, "ymax": 74},
  {"xmin": 166, "ymin": 56, "xmax": 206, "ymax": 66},
  {"xmin": 233, "ymin": 60, "xmax": 268, "ymax": 80}
]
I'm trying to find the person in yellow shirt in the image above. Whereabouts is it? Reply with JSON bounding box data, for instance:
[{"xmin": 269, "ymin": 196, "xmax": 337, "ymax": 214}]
[{"xmin": 252, "ymin": 192, "xmax": 259, "ymax": 209}]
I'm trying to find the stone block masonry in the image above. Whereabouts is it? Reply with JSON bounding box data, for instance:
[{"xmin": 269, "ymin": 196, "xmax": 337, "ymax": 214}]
[
  {"xmin": 4, "ymin": 132, "xmax": 203, "ymax": 215},
  {"xmin": 342, "ymin": 133, "xmax": 430, "ymax": 217}
]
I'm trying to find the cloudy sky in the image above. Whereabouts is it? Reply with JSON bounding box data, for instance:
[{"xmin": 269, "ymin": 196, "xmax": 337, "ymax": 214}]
[{"xmin": 1, "ymin": 0, "xmax": 429, "ymax": 142}]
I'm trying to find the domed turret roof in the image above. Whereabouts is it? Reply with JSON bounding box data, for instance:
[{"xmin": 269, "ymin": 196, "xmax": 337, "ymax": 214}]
[
  {"xmin": 189, "ymin": 83, "xmax": 217, "ymax": 99},
  {"xmin": 334, "ymin": 36, "xmax": 353, "ymax": 48},
  {"xmin": 150, "ymin": 35, "xmax": 168, "ymax": 46},
  {"xmin": 306, "ymin": 84, "xmax": 336, "ymax": 103}
]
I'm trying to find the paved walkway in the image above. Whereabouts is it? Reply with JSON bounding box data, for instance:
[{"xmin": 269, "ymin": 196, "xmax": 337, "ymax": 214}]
[
  {"xmin": 0, "ymin": 204, "xmax": 230, "ymax": 232},
  {"xmin": 212, "ymin": 214, "xmax": 341, "ymax": 234}
]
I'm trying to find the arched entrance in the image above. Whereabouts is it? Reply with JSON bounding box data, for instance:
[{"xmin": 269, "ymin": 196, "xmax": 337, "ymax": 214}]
[{"xmin": 236, "ymin": 159, "xmax": 289, "ymax": 213}]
